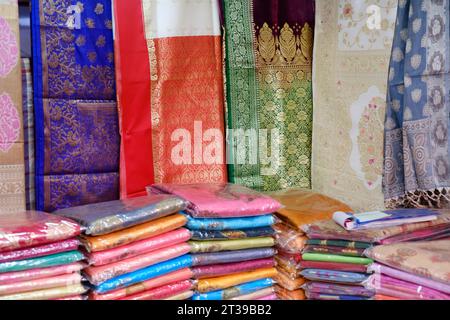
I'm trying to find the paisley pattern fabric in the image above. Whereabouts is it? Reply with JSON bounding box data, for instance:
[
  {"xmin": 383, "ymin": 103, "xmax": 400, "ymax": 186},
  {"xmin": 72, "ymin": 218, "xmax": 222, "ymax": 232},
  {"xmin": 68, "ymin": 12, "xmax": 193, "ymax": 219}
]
[
  {"xmin": 222, "ymin": 0, "xmax": 314, "ymax": 191},
  {"xmin": 312, "ymin": 0, "xmax": 397, "ymax": 211},
  {"xmin": 113, "ymin": 0, "xmax": 227, "ymax": 198},
  {"xmin": 383, "ymin": 0, "xmax": 450, "ymax": 208},
  {"xmin": 0, "ymin": 1, "xmax": 25, "ymax": 214},
  {"xmin": 32, "ymin": 0, "xmax": 119, "ymax": 212}
]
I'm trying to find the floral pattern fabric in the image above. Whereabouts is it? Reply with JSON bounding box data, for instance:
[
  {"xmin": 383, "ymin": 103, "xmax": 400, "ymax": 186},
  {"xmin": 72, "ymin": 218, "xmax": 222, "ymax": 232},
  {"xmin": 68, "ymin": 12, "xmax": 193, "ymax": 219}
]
[
  {"xmin": 365, "ymin": 240, "xmax": 450, "ymax": 285},
  {"xmin": 0, "ymin": 1, "xmax": 25, "ymax": 214},
  {"xmin": 222, "ymin": 0, "xmax": 315, "ymax": 191},
  {"xmin": 312, "ymin": 0, "xmax": 397, "ymax": 211},
  {"xmin": 383, "ymin": 0, "xmax": 450, "ymax": 208},
  {"xmin": 32, "ymin": 0, "xmax": 119, "ymax": 212}
]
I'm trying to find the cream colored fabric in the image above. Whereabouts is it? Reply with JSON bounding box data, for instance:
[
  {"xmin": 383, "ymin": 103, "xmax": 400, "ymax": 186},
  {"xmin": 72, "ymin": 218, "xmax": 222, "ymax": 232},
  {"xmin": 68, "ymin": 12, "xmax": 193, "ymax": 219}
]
[{"xmin": 312, "ymin": 0, "xmax": 396, "ymax": 211}]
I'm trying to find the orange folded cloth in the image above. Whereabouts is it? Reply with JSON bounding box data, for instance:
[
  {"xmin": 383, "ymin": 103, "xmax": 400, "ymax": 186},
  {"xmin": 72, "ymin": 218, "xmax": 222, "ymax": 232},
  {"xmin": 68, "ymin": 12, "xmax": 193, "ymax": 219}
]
[
  {"xmin": 274, "ymin": 269, "xmax": 306, "ymax": 291},
  {"xmin": 275, "ymin": 285, "xmax": 306, "ymax": 300},
  {"xmin": 273, "ymin": 223, "xmax": 308, "ymax": 252},
  {"xmin": 267, "ymin": 188, "xmax": 353, "ymax": 232},
  {"xmin": 81, "ymin": 214, "xmax": 187, "ymax": 252},
  {"xmin": 197, "ymin": 267, "xmax": 278, "ymax": 293}
]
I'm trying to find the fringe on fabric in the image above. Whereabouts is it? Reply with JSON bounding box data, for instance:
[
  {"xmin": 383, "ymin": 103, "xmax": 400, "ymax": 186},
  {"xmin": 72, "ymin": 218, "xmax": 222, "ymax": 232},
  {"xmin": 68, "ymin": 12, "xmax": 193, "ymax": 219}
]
[{"xmin": 385, "ymin": 188, "xmax": 450, "ymax": 209}]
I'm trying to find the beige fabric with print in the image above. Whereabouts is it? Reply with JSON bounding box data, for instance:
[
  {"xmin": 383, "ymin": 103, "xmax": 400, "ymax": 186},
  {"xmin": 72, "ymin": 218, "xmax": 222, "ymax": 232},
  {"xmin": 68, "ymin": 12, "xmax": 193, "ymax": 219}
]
[{"xmin": 312, "ymin": 0, "xmax": 396, "ymax": 211}]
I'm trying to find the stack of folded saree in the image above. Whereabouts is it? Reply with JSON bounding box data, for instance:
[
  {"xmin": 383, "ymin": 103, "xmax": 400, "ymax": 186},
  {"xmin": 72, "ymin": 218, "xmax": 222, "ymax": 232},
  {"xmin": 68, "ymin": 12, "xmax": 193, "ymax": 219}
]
[
  {"xmin": 54, "ymin": 194, "xmax": 195, "ymax": 300},
  {"xmin": 365, "ymin": 240, "xmax": 450, "ymax": 300},
  {"xmin": 301, "ymin": 212, "xmax": 450, "ymax": 300},
  {"xmin": 0, "ymin": 211, "xmax": 86, "ymax": 300},
  {"xmin": 149, "ymin": 184, "xmax": 281, "ymax": 301},
  {"xmin": 268, "ymin": 189, "xmax": 353, "ymax": 300}
]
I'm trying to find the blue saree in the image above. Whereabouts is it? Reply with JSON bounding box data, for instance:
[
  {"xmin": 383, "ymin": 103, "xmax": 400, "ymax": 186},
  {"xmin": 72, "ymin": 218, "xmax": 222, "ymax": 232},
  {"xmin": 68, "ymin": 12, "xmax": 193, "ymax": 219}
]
[
  {"xmin": 384, "ymin": 0, "xmax": 450, "ymax": 208},
  {"xmin": 32, "ymin": 0, "xmax": 119, "ymax": 211}
]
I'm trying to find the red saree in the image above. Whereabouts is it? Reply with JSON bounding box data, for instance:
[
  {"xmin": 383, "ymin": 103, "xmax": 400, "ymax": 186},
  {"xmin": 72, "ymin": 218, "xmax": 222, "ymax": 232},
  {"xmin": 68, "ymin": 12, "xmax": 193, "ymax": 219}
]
[{"xmin": 113, "ymin": 0, "xmax": 227, "ymax": 198}]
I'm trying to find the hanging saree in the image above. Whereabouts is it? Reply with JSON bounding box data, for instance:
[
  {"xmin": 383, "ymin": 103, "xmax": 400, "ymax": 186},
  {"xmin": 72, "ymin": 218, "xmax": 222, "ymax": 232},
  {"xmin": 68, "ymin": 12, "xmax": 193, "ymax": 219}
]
[
  {"xmin": 312, "ymin": 0, "xmax": 397, "ymax": 211},
  {"xmin": 384, "ymin": 0, "xmax": 450, "ymax": 208},
  {"xmin": 21, "ymin": 58, "xmax": 35, "ymax": 210},
  {"xmin": 222, "ymin": 0, "xmax": 314, "ymax": 191},
  {"xmin": 0, "ymin": 0, "xmax": 25, "ymax": 214},
  {"xmin": 113, "ymin": 0, "xmax": 227, "ymax": 198},
  {"xmin": 32, "ymin": 0, "xmax": 119, "ymax": 212}
]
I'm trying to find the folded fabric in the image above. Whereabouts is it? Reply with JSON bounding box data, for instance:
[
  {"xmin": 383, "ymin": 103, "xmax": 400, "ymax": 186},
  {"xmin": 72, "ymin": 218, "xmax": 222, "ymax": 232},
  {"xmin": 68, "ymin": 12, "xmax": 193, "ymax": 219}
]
[
  {"xmin": 84, "ymin": 243, "xmax": 191, "ymax": 285},
  {"xmin": 0, "ymin": 272, "xmax": 82, "ymax": 296},
  {"xmin": 303, "ymin": 213, "xmax": 450, "ymax": 243},
  {"xmin": 368, "ymin": 263, "xmax": 450, "ymax": 294},
  {"xmin": 302, "ymin": 282, "xmax": 374, "ymax": 297},
  {"xmin": 300, "ymin": 269, "xmax": 369, "ymax": 284},
  {"xmin": 274, "ymin": 270, "xmax": 306, "ymax": 291},
  {"xmin": 302, "ymin": 245, "xmax": 365, "ymax": 257},
  {"xmin": 0, "ymin": 251, "xmax": 84, "ymax": 273},
  {"xmin": 257, "ymin": 293, "xmax": 277, "ymax": 300},
  {"xmin": 231, "ymin": 287, "xmax": 275, "ymax": 300},
  {"xmin": 273, "ymin": 223, "xmax": 308, "ymax": 253},
  {"xmin": 306, "ymin": 239, "xmax": 372, "ymax": 249},
  {"xmin": 149, "ymin": 184, "xmax": 282, "ymax": 218},
  {"xmin": 0, "ymin": 238, "xmax": 80, "ymax": 263},
  {"xmin": 191, "ymin": 248, "xmax": 276, "ymax": 266},
  {"xmin": 89, "ymin": 268, "xmax": 193, "ymax": 300},
  {"xmin": 189, "ymin": 238, "xmax": 274, "ymax": 253},
  {"xmin": 192, "ymin": 278, "xmax": 274, "ymax": 300},
  {"xmin": 185, "ymin": 214, "xmax": 275, "ymax": 231},
  {"xmin": 81, "ymin": 214, "xmax": 187, "ymax": 252},
  {"xmin": 86, "ymin": 228, "xmax": 191, "ymax": 266},
  {"xmin": 365, "ymin": 240, "xmax": 450, "ymax": 285},
  {"xmin": 374, "ymin": 294, "xmax": 399, "ymax": 301},
  {"xmin": 0, "ymin": 283, "xmax": 87, "ymax": 300},
  {"xmin": 192, "ymin": 258, "xmax": 275, "ymax": 279},
  {"xmin": 299, "ymin": 261, "xmax": 368, "ymax": 273},
  {"xmin": 54, "ymin": 195, "xmax": 187, "ymax": 236},
  {"xmin": 301, "ymin": 253, "xmax": 373, "ymax": 265},
  {"xmin": 164, "ymin": 290, "xmax": 194, "ymax": 300},
  {"xmin": 120, "ymin": 280, "xmax": 193, "ymax": 300},
  {"xmin": 366, "ymin": 274, "xmax": 450, "ymax": 300},
  {"xmin": 191, "ymin": 227, "xmax": 274, "ymax": 240},
  {"xmin": 197, "ymin": 267, "xmax": 278, "ymax": 293},
  {"xmin": 274, "ymin": 285, "xmax": 305, "ymax": 300},
  {"xmin": 0, "ymin": 211, "xmax": 81, "ymax": 252},
  {"xmin": 380, "ymin": 224, "xmax": 450, "ymax": 244},
  {"xmin": 94, "ymin": 255, "xmax": 193, "ymax": 293},
  {"xmin": 53, "ymin": 295, "xmax": 85, "ymax": 301},
  {"xmin": 306, "ymin": 292, "xmax": 371, "ymax": 300},
  {"xmin": 267, "ymin": 188, "xmax": 353, "ymax": 231},
  {"xmin": 0, "ymin": 262, "xmax": 85, "ymax": 285}
]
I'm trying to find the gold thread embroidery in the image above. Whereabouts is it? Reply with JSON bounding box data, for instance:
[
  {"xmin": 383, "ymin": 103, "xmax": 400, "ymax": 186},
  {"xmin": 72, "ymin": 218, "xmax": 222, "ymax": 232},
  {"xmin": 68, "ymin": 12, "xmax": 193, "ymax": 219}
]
[{"xmin": 256, "ymin": 22, "xmax": 313, "ymax": 67}]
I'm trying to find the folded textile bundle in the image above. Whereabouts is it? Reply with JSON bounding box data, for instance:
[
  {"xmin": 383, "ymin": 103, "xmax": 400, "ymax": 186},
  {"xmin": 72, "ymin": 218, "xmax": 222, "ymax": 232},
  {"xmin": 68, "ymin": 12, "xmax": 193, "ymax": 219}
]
[
  {"xmin": 365, "ymin": 240, "xmax": 450, "ymax": 300},
  {"xmin": 0, "ymin": 212, "xmax": 86, "ymax": 300},
  {"xmin": 269, "ymin": 188, "xmax": 353, "ymax": 300},
  {"xmin": 55, "ymin": 195, "xmax": 194, "ymax": 300},
  {"xmin": 302, "ymin": 211, "xmax": 450, "ymax": 300},
  {"xmin": 150, "ymin": 183, "xmax": 280, "ymax": 300}
]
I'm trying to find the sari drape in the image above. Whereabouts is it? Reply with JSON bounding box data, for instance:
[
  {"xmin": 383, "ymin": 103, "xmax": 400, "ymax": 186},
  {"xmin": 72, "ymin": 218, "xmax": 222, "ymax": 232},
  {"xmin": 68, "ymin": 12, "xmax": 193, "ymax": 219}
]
[
  {"xmin": 383, "ymin": 0, "xmax": 450, "ymax": 208},
  {"xmin": 0, "ymin": 0, "xmax": 25, "ymax": 214},
  {"xmin": 222, "ymin": 0, "xmax": 314, "ymax": 191},
  {"xmin": 32, "ymin": 0, "xmax": 119, "ymax": 212},
  {"xmin": 113, "ymin": 0, "xmax": 227, "ymax": 198},
  {"xmin": 21, "ymin": 58, "xmax": 35, "ymax": 210},
  {"xmin": 312, "ymin": 0, "xmax": 397, "ymax": 211}
]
